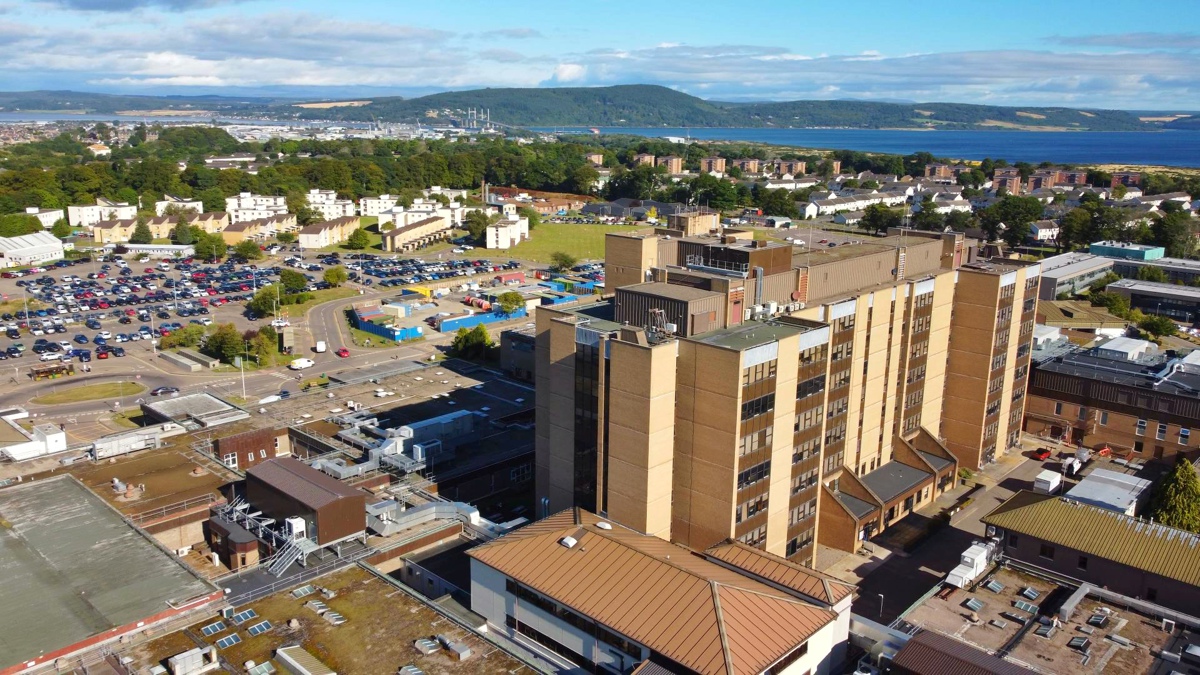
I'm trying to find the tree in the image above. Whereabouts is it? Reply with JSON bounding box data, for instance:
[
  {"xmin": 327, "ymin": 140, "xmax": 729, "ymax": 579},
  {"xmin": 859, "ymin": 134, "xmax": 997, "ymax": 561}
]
[
  {"xmin": 944, "ymin": 210, "xmax": 974, "ymax": 232},
  {"xmin": 550, "ymin": 251, "xmax": 578, "ymax": 273},
  {"xmin": 1136, "ymin": 265, "xmax": 1169, "ymax": 283},
  {"xmin": 1151, "ymin": 210, "xmax": 1197, "ymax": 259},
  {"xmin": 276, "ymin": 232, "xmax": 296, "ymax": 245},
  {"xmin": 171, "ymin": 220, "xmax": 194, "ymax": 245},
  {"xmin": 193, "ymin": 232, "xmax": 227, "ymax": 260},
  {"xmin": 448, "ymin": 324, "xmax": 494, "ymax": 361},
  {"xmin": 1059, "ymin": 208, "xmax": 1092, "ymax": 251},
  {"xmin": 910, "ymin": 202, "xmax": 944, "ymax": 231},
  {"xmin": 344, "ymin": 228, "xmax": 371, "ymax": 250},
  {"xmin": 496, "ymin": 291, "xmax": 524, "ymax": 315},
  {"xmin": 50, "ymin": 218, "xmax": 71, "ymax": 239},
  {"xmin": 202, "ymin": 323, "xmax": 244, "ymax": 364},
  {"xmin": 463, "ymin": 210, "xmax": 495, "ymax": 243},
  {"xmin": 128, "ymin": 218, "xmax": 153, "ymax": 244},
  {"xmin": 251, "ymin": 326, "xmax": 277, "ymax": 366},
  {"xmin": 234, "ymin": 239, "xmax": 264, "ymax": 260},
  {"xmin": 279, "ymin": 268, "xmax": 308, "ymax": 293},
  {"xmin": 323, "ymin": 265, "xmax": 348, "ymax": 287},
  {"xmin": 1148, "ymin": 460, "xmax": 1200, "ymax": 533},
  {"xmin": 859, "ymin": 204, "xmax": 901, "ymax": 235},
  {"xmin": 246, "ymin": 284, "xmax": 280, "ymax": 316},
  {"xmin": 1089, "ymin": 291, "xmax": 1130, "ymax": 317},
  {"xmin": 160, "ymin": 324, "xmax": 206, "ymax": 349},
  {"xmin": 1139, "ymin": 314, "xmax": 1177, "ymax": 338},
  {"xmin": 516, "ymin": 206, "xmax": 541, "ymax": 230}
]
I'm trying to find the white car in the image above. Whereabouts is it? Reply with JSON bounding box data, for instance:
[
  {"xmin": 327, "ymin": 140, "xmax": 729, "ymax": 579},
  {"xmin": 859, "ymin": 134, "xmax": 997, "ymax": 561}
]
[
  {"xmin": 39, "ymin": 353, "xmax": 61, "ymax": 362},
  {"xmin": 288, "ymin": 358, "xmax": 315, "ymax": 370},
  {"xmin": 271, "ymin": 318, "xmax": 290, "ymax": 328},
  {"xmin": 199, "ymin": 318, "xmax": 213, "ymax": 326},
  {"xmin": 97, "ymin": 331, "xmax": 112, "ymax": 339}
]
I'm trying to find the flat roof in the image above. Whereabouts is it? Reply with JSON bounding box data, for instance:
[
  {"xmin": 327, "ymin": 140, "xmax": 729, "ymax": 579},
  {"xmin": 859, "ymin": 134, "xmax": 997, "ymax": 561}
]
[
  {"xmin": 143, "ymin": 392, "xmax": 236, "ymax": 420},
  {"xmin": 1037, "ymin": 252, "xmax": 1113, "ymax": 280},
  {"xmin": 1037, "ymin": 300, "xmax": 1126, "ymax": 329},
  {"xmin": 0, "ymin": 477, "xmax": 215, "ymax": 669},
  {"xmin": 1109, "ymin": 278, "xmax": 1200, "ymax": 300},
  {"xmin": 691, "ymin": 319, "xmax": 809, "ymax": 351},
  {"xmin": 552, "ymin": 298, "xmax": 623, "ymax": 332},
  {"xmin": 1034, "ymin": 341, "xmax": 1200, "ymax": 395},
  {"xmin": 619, "ymin": 281, "xmax": 723, "ymax": 302},
  {"xmin": 1064, "ymin": 469, "xmax": 1152, "ymax": 513},
  {"xmin": 836, "ymin": 492, "xmax": 879, "ymax": 520},
  {"xmin": 893, "ymin": 630, "xmax": 1037, "ymax": 675},
  {"xmin": 983, "ymin": 491, "xmax": 1200, "ymax": 587},
  {"xmin": 860, "ymin": 460, "xmax": 933, "ymax": 504}
]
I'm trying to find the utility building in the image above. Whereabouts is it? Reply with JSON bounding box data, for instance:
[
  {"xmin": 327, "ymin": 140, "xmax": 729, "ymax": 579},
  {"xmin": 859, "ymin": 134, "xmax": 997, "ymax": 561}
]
[{"xmin": 245, "ymin": 458, "xmax": 366, "ymax": 546}]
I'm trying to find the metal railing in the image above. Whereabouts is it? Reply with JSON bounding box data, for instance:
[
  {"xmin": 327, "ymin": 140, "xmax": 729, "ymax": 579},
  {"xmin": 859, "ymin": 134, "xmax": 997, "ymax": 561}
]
[{"xmin": 128, "ymin": 493, "xmax": 220, "ymax": 525}]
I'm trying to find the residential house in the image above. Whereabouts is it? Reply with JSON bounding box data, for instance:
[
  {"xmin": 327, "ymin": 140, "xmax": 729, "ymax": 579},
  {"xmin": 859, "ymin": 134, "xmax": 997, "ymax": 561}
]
[
  {"xmin": 1028, "ymin": 220, "xmax": 1059, "ymax": 243},
  {"xmin": 297, "ymin": 216, "xmax": 360, "ymax": 249},
  {"xmin": 92, "ymin": 215, "xmax": 177, "ymax": 244},
  {"xmin": 220, "ymin": 214, "xmax": 297, "ymax": 244},
  {"xmin": 67, "ymin": 198, "xmax": 137, "ymax": 229}
]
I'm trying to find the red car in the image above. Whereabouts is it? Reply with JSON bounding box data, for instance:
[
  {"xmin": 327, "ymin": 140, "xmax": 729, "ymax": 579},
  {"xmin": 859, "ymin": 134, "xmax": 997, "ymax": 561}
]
[
  {"xmin": 1032, "ymin": 447, "xmax": 1052, "ymax": 461},
  {"xmin": 336, "ymin": 348, "xmax": 350, "ymax": 358}
]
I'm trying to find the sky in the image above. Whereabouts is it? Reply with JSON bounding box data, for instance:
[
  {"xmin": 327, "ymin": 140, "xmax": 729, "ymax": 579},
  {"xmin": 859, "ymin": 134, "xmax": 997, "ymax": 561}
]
[{"xmin": 2, "ymin": 0, "xmax": 1199, "ymax": 110}]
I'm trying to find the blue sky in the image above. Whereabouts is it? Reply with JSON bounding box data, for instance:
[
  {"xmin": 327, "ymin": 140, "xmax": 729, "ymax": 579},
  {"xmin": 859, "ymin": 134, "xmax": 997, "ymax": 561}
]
[{"xmin": 2, "ymin": 0, "xmax": 1199, "ymax": 109}]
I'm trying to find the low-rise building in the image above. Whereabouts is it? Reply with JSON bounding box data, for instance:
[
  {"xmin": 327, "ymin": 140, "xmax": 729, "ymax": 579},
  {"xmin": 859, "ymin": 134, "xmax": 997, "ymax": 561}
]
[
  {"xmin": 380, "ymin": 215, "xmax": 450, "ymax": 252},
  {"xmin": 1035, "ymin": 252, "xmax": 1114, "ymax": 300},
  {"xmin": 1028, "ymin": 220, "xmax": 1059, "ymax": 243},
  {"xmin": 304, "ymin": 188, "xmax": 356, "ymax": 220},
  {"xmin": 500, "ymin": 327, "xmax": 536, "ymax": 381},
  {"xmin": 0, "ymin": 230, "xmax": 66, "ymax": 268},
  {"xmin": 1063, "ymin": 468, "xmax": 1152, "ymax": 516},
  {"xmin": 220, "ymin": 214, "xmax": 298, "ymax": 244},
  {"xmin": 1089, "ymin": 240, "xmax": 1165, "ymax": 261},
  {"xmin": 469, "ymin": 509, "xmax": 852, "ymax": 675},
  {"xmin": 585, "ymin": 152, "xmax": 605, "ymax": 167},
  {"xmin": 67, "ymin": 198, "xmax": 137, "ymax": 229},
  {"xmin": 190, "ymin": 211, "xmax": 230, "ymax": 234},
  {"xmin": 983, "ymin": 491, "xmax": 1200, "ymax": 614},
  {"xmin": 297, "ymin": 216, "xmax": 360, "ymax": 249},
  {"xmin": 92, "ymin": 214, "xmax": 179, "ymax": 244},
  {"xmin": 154, "ymin": 194, "xmax": 203, "ymax": 217},
  {"xmin": 485, "ymin": 214, "xmax": 529, "ymax": 250},
  {"xmin": 358, "ymin": 194, "xmax": 400, "ymax": 217},
  {"xmin": 22, "ymin": 206, "xmax": 65, "ymax": 229},
  {"xmin": 0, "ymin": 407, "xmax": 67, "ymax": 460},
  {"xmin": 1107, "ymin": 278, "xmax": 1200, "ymax": 323}
]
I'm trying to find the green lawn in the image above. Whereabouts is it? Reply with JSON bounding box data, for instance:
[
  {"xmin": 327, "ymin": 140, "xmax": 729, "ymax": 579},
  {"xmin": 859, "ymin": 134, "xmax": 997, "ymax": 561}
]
[
  {"xmin": 320, "ymin": 216, "xmax": 382, "ymax": 253},
  {"xmin": 32, "ymin": 381, "xmax": 146, "ymax": 404},
  {"xmin": 279, "ymin": 287, "xmax": 360, "ymax": 317},
  {"xmin": 506, "ymin": 223, "xmax": 642, "ymax": 263}
]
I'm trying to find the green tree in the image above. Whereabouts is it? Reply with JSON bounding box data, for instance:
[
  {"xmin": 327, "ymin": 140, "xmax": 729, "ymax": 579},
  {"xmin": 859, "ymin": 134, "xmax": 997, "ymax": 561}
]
[
  {"xmin": 279, "ymin": 268, "xmax": 308, "ymax": 293},
  {"xmin": 193, "ymin": 232, "xmax": 227, "ymax": 260},
  {"xmin": 344, "ymin": 228, "xmax": 371, "ymax": 250},
  {"xmin": 550, "ymin": 251, "xmax": 578, "ymax": 272},
  {"xmin": 323, "ymin": 265, "xmax": 348, "ymax": 287},
  {"xmin": 1139, "ymin": 314, "xmax": 1177, "ymax": 337},
  {"xmin": 252, "ymin": 326, "xmax": 277, "ymax": 366},
  {"xmin": 448, "ymin": 324, "xmax": 494, "ymax": 361},
  {"xmin": 463, "ymin": 210, "xmax": 495, "ymax": 243},
  {"xmin": 516, "ymin": 206, "xmax": 541, "ymax": 230},
  {"xmin": 234, "ymin": 240, "xmax": 264, "ymax": 260},
  {"xmin": 202, "ymin": 323, "xmax": 244, "ymax": 364},
  {"xmin": 1136, "ymin": 265, "xmax": 1168, "ymax": 283},
  {"xmin": 128, "ymin": 218, "xmax": 153, "ymax": 244},
  {"xmin": 171, "ymin": 220, "xmax": 194, "ymax": 245},
  {"xmin": 1148, "ymin": 460, "xmax": 1200, "ymax": 533},
  {"xmin": 496, "ymin": 291, "xmax": 524, "ymax": 314},
  {"xmin": 1151, "ymin": 210, "xmax": 1197, "ymax": 259},
  {"xmin": 910, "ymin": 202, "xmax": 944, "ymax": 231},
  {"xmin": 1059, "ymin": 208, "xmax": 1092, "ymax": 251},
  {"xmin": 198, "ymin": 187, "xmax": 226, "ymax": 213},
  {"xmin": 1089, "ymin": 291, "xmax": 1131, "ymax": 318},
  {"xmin": 50, "ymin": 218, "xmax": 71, "ymax": 239},
  {"xmin": 859, "ymin": 203, "xmax": 901, "ymax": 235},
  {"xmin": 276, "ymin": 232, "xmax": 296, "ymax": 245},
  {"xmin": 160, "ymin": 324, "xmax": 206, "ymax": 349},
  {"xmin": 246, "ymin": 284, "xmax": 281, "ymax": 317}
]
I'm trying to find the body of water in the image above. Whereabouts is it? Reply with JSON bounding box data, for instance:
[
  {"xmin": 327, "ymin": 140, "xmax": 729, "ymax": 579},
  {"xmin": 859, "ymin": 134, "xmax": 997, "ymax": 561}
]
[{"xmin": 536, "ymin": 127, "xmax": 1200, "ymax": 167}]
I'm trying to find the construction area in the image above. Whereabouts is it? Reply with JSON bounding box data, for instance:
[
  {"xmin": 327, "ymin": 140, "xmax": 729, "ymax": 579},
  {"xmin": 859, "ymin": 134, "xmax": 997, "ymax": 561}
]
[{"xmin": 0, "ymin": 476, "xmax": 221, "ymax": 672}]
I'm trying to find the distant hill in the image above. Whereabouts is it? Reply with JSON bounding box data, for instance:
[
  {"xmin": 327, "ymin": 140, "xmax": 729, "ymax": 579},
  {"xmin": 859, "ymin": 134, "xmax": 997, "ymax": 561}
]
[
  {"xmin": 286, "ymin": 85, "xmax": 1155, "ymax": 131},
  {"xmin": 0, "ymin": 86, "xmax": 1166, "ymax": 132}
]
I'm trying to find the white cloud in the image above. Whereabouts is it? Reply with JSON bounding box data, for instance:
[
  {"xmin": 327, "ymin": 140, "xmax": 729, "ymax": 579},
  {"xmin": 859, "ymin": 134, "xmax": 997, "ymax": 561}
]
[{"xmin": 549, "ymin": 63, "xmax": 587, "ymax": 83}]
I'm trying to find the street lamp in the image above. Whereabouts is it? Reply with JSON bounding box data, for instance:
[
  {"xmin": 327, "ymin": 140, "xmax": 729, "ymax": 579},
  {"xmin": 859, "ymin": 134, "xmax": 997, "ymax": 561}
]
[{"xmin": 878, "ymin": 593, "xmax": 885, "ymax": 619}]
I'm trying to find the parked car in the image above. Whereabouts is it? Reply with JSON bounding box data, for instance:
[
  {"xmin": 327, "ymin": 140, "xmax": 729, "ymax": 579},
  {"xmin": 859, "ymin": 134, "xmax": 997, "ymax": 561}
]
[{"xmin": 1032, "ymin": 447, "xmax": 1052, "ymax": 461}]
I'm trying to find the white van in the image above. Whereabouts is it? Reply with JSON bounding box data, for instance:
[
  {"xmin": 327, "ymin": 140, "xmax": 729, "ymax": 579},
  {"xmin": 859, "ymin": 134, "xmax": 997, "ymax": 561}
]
[{"xmin": 315, "ymin": 341, "xmax": 327, "ymax": 353}]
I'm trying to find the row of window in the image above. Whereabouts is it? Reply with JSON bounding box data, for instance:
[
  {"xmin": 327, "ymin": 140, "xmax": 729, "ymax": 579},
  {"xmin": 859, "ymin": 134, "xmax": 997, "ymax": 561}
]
[
  {"xmin": 737, "ymin": 460, "xmax": 771, "ymax": 490},
  {"xmin": 741, "ymin": 393, "xmax": 776, "ymax": 421},
  {"xmin": 831, "ymin": 368, "xmax": 852, "ymax": 389},
  {"xmin": 739, "ymin": 525, "xmax": 767, "ymax": 547},
  {"xmin": 831, "ymin": 342, "xmax": 853, "ymax": 362},
  {"xmin": 911, "ymin": 315, "xmax": 931, "ymax": 334},
  {"xmin": 736, "ymin": 494, "xmax": 768, "ymax": 523},
  {"xmin": 795, "ymin": 406, "xmax": 824, "ymax": 433},
  {"xmin": 791, "ymin": 469, "xmax": 819, "ymax": 495},
  {"xmin": 793, "ymin": 437, "xmax": 821, "ymax": 465},
  {"xmin": 739, "ymin": 427, "xmax": 774, "ymax": 456},
  {"xmin": 785, "ymin": 531, "xmax": 814, "ymax": 558},
  {"xmin": 505, "ymin": 580, "xmax": 641, "ymax": 659},
  {"xmin": 742, "ymin": 360, "xmax": 778, "ymax": 386},
  {"xmin": 827, "ymin": 396, "xmax": 849, "ymax": 419},
  {"xmin": 797, "ymin": 375, "xmax": 825, "ymax": 399},
  {"xmin": 910, "ymin": 340, "xmax": 929, "ymax": 360},
  {"xmin": 789, "ymin": 498, "xmax": 817, "ymax": 525}
]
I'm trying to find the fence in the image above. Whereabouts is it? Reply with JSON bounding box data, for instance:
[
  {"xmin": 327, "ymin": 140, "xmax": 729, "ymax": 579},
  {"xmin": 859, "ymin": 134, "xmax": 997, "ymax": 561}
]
[{"xmin": 128, "ymin": 493, "xmax": 220, "ymax": 526}]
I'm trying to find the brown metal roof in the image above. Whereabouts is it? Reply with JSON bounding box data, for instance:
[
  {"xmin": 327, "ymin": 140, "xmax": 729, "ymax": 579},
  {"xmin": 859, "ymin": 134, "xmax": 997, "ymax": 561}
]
[
  {"xmin": 982, "ymin": 491, "xmax": 1200, "ymax": 587},
  {"xmin": 246, "ymin": 457, "xmax": 365, "ymax": 511},
  {"xmin": 891, "ymin": 630, "xmax": 1036, "ymax": 675},
  {"xmin": 703, "ymin": 541, "xmax": 855, "ymax": 606},
  {"xmin": 468, "ymin": 510, "xmax": 834, "ymax": 675}
]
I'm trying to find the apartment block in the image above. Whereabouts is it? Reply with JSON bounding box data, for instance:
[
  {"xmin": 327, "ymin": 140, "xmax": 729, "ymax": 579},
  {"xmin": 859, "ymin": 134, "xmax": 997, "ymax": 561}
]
[
  {"xmin": 536, "ymin": 228, "xmax": 1035, "ymax": 566},
  {"xmin": 775, "ymin": 159, "xmax": 807, "ymax": 176},
  {"xmin": 633, "ymin": 153, "xmax": 656, "ymax": 166},
  {"xmin": 942, "ymin": 260, "xmax": 1040, "ymax": 468},
  {"xmin": 585, "ymin": 152, "xmax": 605, "ymax": 167},
  {"xmin": 358, "ymin": 194, "xmax": 401, "ymax": 217},
  {"xmin": 701, "ymin": 157, "xmax": 727, "ymax": 174},
  {"xmin": 656, "ymin": 155, "xmax": 683, "ymax": 174},
  {"xmin": 225, "ymin": 192, "xmax": 288, "ymax": 223},
  {"xmin": 67, "ymin": 198, "xmax": 137, "ymax": 229},
  {"xmin": 1111, "ymin": 171, "xmax": 1142, "ymax": 188},
  {"xmin": 297, "ymin": 216, "xmax": 359, "ymax": 249},
  {"xmin": 304, "ymin": 188, "xmax": 356, "ymax": 220},
  {"xmin": 23, "ymin": 207, "xmax": 65, "ymax": 229},
  {"xmin": 485, "ymin": 215, "xmax": 529, "ymax": 250},
  {"xmin": 154, "ymin": 194, "xmax": 204, "ymax": 217},
  {"xmin": 735, "ymin": 158, "xmax": 762, "ymax": 174}
]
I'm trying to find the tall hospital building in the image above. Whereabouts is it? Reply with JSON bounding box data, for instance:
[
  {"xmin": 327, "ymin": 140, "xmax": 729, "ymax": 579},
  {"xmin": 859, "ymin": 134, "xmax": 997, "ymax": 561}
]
[{"xmin": 535, "ymin": 227, "xmax": 1039, "ymax": 567}]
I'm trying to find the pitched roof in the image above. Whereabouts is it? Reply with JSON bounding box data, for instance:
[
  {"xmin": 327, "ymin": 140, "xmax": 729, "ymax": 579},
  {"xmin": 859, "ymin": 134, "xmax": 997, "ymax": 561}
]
[
  {"xmin": 246, "ymin": 457, "xmax": 365, "ymax": 510},
  {"xmin": 298, "ymin": 216, "xmax": 358, "ymax": 235},
  {"xmin": 703, "ymin": 541, "xmax": 855, "ymax": 605},
  {"xmin": 891, "ymin": 630, "xmax": 1037, "ymax": 675},
  {"xmin": 468, "ymin": 510, "xmax": 835, "ymax": 675},
  {"xmin": 982, "ymin": 491, "xmax": 1200, "ymax": 586}
]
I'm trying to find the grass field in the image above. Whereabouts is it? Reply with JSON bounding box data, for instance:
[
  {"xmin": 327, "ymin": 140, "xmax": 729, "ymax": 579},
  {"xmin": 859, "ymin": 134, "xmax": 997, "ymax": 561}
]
[
  {"xmin": 319, "ymin": 216, "xmax": 382, "ymax": 253},
  {"xmin": 507, "ymin": 222, "xmax": 641, "ymax": 263},
  {"xmin": 283, "ymin": 287, "xmax": 359, "ymax": 317},
  {"xmin": 33, "ymin": 381, "xmax": 146, "ymax": 404}
]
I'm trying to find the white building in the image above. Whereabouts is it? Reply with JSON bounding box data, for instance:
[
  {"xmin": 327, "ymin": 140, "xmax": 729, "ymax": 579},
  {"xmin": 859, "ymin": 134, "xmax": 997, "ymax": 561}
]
[
  {"xmin": 378, "ymin": 199, "xmax": 466, "ymax": 227},
  {"xmin": 86, "ymin": 143, "xmax": 111, "ymax": 157},
  {"xmin": 155, "ymin": 194, "xmax": 204, "ymax": 217},
  {"xmin": 1029, "ymin": 220, "xmax": 1060, "ymax": 243},
  {"xmin": 225, "ymin": 192, "xmax": 288, "ymax": 223},
  {"xmin": 468, "ymin": 510, "xmax": 851, "ymax": 675},
  {"xmin": 0, "ymin": 231, "xmax": 66, "ymax": 268},
  {"xmin": 67, "ymin": 198, "xmax": 137, "ymax": 228},
  {"xmin": 23, "ymin": 206, "xmax": 65, "ymax": 229},
  {"xmin": 485, "ymin": 215, "xmax": 529, "ymax": 250},
  {"xmin": 0, "ymin": 408, "xmax": 66, "ymax": 461},
  {"xmin": 359, "ymin": 194, "xmax": 401, "ymax": 217},
  {"xmin": 422, "ymin": 185, "xmax": 469, "ymax": 201},
  {"xmin": 304, "ymin": 188, "xmax": 356, "ymax": 220}
]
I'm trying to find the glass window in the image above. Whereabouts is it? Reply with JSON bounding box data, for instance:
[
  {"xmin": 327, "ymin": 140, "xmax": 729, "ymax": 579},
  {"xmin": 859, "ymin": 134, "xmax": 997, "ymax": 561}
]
[
  {"xmin": 1182, "ymin": 428, "xmax": 1191, "ymax": 445},
  {"xmin": 1157, "ymin": 423, "xmax": 1167, "ymax": 441},
  {"xmin": 1099, "ymin": 411, "xmax": 1109, "ymax": 426},
  {"xmin": 1039, "ymin": 544, "xmax": 1055, "ymax": 560},
  {"xmin": 1136, "ymin": 419, "xmax": 1146, "ymax": 436}
]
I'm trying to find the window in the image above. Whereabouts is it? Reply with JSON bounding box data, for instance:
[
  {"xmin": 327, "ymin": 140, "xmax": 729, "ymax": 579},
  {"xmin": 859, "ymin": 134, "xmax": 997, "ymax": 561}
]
[
  {"xmin": 906, "ymin": 364, "xmax": 926, "ymax": 384},
  {"xmin": 1007, "ymin": 533, "xmax": 1019, "ymax": 548},
  {"xmin": 1039, "ymin": 544, "xmax": 1055, "ymax": 560},
  {"xmin": 741, "ymin": 393, "xmax": 776, "ymax": 421},
  {"xmin": 831, "ymin": 368, "xmax": 852, "ymax": 389},
  {"xmin": 1099, "ymin": 411, "xmax": 1109, "ymax": 426},
  {"xmin": 742, "ymin": 360, "xmax": 778, "ymax": 386},
  {"xmin": 1182, "ymin": 428, "xmax": 1191, "ymax": 445},
  {"xmin": 824, "ymin": 422, "xmax": 846, "ymax": 446},
  {"xmin": 1147, "ymin": 587, "xmax": 1158, "ymax": 602},
  {"xmin": 835, "ymin": 315, "xmax": 855, "ymax": 332},
  {"xmin": 510, "ymin": 464, "xmax": 532, "ymax": 484},
  {"xmin": 1077, "ymin": 406, "xmax": 1088, "ymax": 421},
  {"xmin": 222, "ymin": 453, "xmax": 238, "ymax": 469},
  {"xmin": 1157, "ymin": 423, "xmax": 1167, "ymax": 441},
  {"xmin": 831, "ymin": 342, "xmax": 853, "ymax": 362},
  {"xmin": 796, "ymin": 376, "xmax": 825, "ymax": 399},
  {"xmin": 739, "ymin": 525, "xmax": 766, "ymax": 547},
  {"xmin": 1136, "ymin": 419, "xmax": 1146, "ymax": 436},
  {"xmin": 827, "ymin": 397, "xmax": 848, "ymax": 419},
  {"xmin": 1078, "ymin": 555, "xmax": 1088, "ymax": 571},
  {"xmin": 793, "ymin": 438, "xmax": 820, "ymax": 464},
  {"xmin": 991, "ymin": 353, "xmax": 1007, "ymax": 371},
  {"xmin": 767, "ymin": 641, "xmax": 809, "ymax": 674},
  {"xmin": 1053, "ymin": 402, "xmax": 1062, "ymax": 416},
  {"xmin": 737, "ymin": 461, "xmax": 771, "ymax": 489},
  {"xmin": 795, "ymin": 406, "xmax": 824, "ymax": 433},
  {"xmin": 736, "ymin": 494, "xmax": 768, "ymax": 523},
  {"xmin": 910, "ymin": 340, "xmax": 929, "ymax": 359},
  {"xmin": 789, "ymin": 498, "xmax": 817, "ymax": 524},
  {"xmin": 740, "ymin": 427, "xmax": 773, "ymax": 456},
  {"xmin": 259, "ymin": 449, "xmax": 267, "ymax": 459},
  {"xmin": 791, "ymin": 470, "xmax": 819, "ymax": 495}
]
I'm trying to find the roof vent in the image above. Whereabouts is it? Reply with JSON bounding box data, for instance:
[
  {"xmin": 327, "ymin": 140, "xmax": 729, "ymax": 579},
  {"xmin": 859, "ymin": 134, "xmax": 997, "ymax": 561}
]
[
  {"xmin": 559, "ymin": 536, "xmax": 578, "ymax": 549},
  {"xmin": 595, "ymin": 522, "xmax": 612, "ymax": 530}
]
